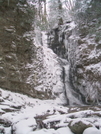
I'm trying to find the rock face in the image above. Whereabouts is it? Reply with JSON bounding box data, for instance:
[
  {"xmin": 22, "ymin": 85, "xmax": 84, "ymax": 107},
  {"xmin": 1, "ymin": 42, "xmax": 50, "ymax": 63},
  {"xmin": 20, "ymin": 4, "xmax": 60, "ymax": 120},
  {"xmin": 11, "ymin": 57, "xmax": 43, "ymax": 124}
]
[
  {"xmin": 68, "ymin": 0, "xmax": 101, "ymax": 104},
  {"xmin": 47, "ymin": 26, "xmax": 67, "ymax": 59},
  {"xmin": 48, "ymin": 0, "xmax": 101, "ymax": 104},
  {"xmin": 0, "ymin": 0, "xmax": 66, "ymax": 101},
  {"xmin": 0, "ymin": 0, "xmax": 34, "ymax": 95}
]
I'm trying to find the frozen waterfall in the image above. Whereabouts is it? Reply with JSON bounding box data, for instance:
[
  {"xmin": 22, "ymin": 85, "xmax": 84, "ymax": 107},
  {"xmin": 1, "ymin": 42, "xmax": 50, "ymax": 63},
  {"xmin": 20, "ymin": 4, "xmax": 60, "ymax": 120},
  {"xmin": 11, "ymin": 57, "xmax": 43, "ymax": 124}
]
[
  {"xmin": 41, "ymin": 29, "xmax": 81, "ymax": 105},
  {"xmin": 63, "ymin": 61, "xmax": 81, "ymax": 105}
]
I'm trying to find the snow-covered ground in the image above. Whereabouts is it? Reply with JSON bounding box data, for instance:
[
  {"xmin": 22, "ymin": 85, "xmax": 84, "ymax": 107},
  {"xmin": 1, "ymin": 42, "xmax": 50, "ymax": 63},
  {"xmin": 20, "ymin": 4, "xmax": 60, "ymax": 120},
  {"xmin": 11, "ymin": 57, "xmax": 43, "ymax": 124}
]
[{"xmin": 1, "ymin": 88, "xmax": 101, "ymax": 134}]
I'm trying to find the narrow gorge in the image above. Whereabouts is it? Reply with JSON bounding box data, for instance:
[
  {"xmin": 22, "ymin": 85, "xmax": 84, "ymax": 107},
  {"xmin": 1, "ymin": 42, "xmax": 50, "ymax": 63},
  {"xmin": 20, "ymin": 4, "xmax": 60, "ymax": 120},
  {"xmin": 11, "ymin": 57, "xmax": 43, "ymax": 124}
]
[{"xmin": 0, "ymin": 0, "xmax": 101, "ymax": 134}]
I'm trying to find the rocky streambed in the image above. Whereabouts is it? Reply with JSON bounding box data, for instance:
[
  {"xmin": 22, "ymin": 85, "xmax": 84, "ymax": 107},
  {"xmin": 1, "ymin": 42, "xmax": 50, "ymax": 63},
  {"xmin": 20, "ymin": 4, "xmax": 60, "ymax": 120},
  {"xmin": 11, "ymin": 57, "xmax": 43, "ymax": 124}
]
[{"xmin": 0, "ymin": 88, "xmax": 101, "ymax": 134}]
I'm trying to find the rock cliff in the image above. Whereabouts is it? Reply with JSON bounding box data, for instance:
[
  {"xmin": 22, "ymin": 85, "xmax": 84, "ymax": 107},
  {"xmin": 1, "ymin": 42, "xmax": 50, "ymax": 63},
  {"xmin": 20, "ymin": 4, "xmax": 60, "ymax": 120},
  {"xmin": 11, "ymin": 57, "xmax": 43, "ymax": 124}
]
[
  {"xmin": 0, "ymin": 0, "xmax": 34, "ymax": 95},
  {"xmin": 48, "ymin": 0, "xmax": 101, "ymax": 104},
  {"xmin": 69, "ymin": 0, "xmax": 101, "ymax": 104},
  {"xmin": 0, "ymin": 0, "xmax": 66, "ymax": 102}
]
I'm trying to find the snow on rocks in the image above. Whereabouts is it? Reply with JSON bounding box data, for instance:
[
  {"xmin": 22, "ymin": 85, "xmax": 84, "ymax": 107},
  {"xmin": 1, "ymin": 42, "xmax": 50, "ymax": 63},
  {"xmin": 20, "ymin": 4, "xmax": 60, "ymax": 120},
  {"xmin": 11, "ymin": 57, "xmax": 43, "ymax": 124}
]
[
  {"xmin": 83, "ymin": 127, "xmax": 101, "ymax": 134},
  {"xmin": 68, "ymin": 119, "xmax": 93, "ymax": 134},
  {"xmin": 1, "ymin": 88, "xmax": 101, "ymax": 134},
  {"xmin": 13, "ymin": 118, "xmax": 37, "ymax": 134},
  {"xmin": 25, "ymin": 28, "xmax": 67, "ymax": 104},
  {"xmin": 29, "ymin": 127, "xmax": 74, "ymax": 134}
]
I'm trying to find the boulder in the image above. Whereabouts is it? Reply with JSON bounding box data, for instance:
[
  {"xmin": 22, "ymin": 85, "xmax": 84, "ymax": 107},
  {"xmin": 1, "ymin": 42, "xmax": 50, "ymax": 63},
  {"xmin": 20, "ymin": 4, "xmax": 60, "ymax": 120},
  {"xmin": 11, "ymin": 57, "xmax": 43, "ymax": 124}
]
[
  {"xmin": 83, "ymin": 127, "xmax": 101, "ymax": 134},
  {"xmin": 68, "ymin": 120, "xmax": 93, "ymax": 134}
]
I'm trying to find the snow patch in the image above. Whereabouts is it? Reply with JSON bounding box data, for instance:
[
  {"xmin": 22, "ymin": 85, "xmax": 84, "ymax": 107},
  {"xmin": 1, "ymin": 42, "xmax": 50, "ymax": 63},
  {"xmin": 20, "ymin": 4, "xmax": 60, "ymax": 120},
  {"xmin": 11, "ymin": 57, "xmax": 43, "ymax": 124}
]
[{"xmin": 83, "ymin": 127, "xmax": 101, "ymax": 134}]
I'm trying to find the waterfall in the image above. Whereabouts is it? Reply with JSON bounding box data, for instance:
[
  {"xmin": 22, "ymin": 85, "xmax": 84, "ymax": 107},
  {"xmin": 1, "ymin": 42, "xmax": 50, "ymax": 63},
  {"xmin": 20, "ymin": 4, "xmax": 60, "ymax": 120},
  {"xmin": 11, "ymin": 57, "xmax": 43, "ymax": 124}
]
[
  {"xmin": 62, "ymin": 60, "xmax": 81, "ymax": 105},
  {"xmin": 41, "ymin": 29, "xmax": 81, "ymax": 105}
]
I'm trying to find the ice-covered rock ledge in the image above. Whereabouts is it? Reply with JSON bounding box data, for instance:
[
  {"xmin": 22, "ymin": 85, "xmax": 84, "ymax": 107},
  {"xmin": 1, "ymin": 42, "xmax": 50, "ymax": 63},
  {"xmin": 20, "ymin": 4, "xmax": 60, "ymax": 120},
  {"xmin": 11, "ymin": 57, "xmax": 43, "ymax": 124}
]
[{"xmin": 1, "ymin": 88, "xmax": 101, "ymax": 134}]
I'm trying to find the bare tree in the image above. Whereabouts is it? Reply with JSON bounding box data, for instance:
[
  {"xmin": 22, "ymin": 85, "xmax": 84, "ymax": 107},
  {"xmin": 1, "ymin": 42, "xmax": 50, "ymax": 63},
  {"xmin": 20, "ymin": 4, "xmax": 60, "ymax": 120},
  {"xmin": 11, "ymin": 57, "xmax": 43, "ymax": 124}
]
[{"xmin": 57, "ymin": 0, "xmax": 63, "ymax": 25}]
